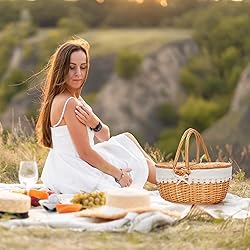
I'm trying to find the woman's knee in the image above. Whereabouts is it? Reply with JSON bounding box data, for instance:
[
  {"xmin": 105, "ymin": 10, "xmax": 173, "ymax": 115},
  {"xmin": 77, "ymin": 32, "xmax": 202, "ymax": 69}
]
[
  {"xmin": 147, "ymin": 159, "xmax": 157, "ymax": 184},
  {"xmin": 123, "ymin": 132, "xmax": 134, "ymax": 140}
]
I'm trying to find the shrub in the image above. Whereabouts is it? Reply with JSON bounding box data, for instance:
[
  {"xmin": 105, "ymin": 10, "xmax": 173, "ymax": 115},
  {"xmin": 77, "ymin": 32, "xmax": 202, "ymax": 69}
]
[
  {"xmin": 180, "ymin": 67, "xmax": 201, "ymax": 95},
  {"xmin": 227, "ymin": 65, "xmax": 242, "ymax": 92},
  {"xmin": 180, "ymin": 53, "xmax": 225, "ymax": 99},
  {"xmin": 178, "ymin": 96, "xmax": 220, "ymax": 132},
  {"xmin": 115, "ymin": 50, "xmax": 143, "ymax": 80},
  {"xmin": 157, "ymin": 103, "xmax": 179, "ymax": 126},
  {"xmin": 220, "ymin": 46, "xmax": 240, "ymax": 71}
]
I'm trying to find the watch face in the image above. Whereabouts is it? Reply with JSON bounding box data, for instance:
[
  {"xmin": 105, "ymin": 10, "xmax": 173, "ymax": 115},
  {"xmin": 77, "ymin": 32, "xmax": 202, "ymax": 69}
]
[{"xmin": 93, "ymin": 122, "xmax": 102, "ymax": 132}]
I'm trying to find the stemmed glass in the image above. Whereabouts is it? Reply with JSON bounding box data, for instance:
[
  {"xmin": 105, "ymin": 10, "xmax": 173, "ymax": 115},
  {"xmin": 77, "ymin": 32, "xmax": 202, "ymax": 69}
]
[{"xmin": 18, "ymin": 161, "xmax": 38, "ymax": 195}]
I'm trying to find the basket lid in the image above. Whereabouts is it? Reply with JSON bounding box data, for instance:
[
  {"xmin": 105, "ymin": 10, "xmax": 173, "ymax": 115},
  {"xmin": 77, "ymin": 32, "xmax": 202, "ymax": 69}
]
[{"xmin": 156, "ymin": 161, "xmax": 232, "ymax": 170}]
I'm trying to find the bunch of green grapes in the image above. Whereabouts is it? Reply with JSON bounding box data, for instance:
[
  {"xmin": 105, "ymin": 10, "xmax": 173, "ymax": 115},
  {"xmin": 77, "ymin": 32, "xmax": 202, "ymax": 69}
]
[{"xmin": 71, "ymin": 191, "xmax": 106, "ymax": 209}]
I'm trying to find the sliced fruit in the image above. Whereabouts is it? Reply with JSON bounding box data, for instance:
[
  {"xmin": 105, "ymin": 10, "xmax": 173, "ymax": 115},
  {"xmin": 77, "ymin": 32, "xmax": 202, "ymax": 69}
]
[
  {"xmin": 56, "ymin": 203, "xmax": 82, "ymax": 213},
  {"xmin": 29, "ymin": 189, "xmax": 49, "ymax": 200}
]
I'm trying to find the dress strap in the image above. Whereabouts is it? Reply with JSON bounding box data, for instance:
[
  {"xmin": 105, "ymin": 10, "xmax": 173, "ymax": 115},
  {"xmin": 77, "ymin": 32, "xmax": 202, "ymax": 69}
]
[{"xmin": 52, "ymin": 96, "xmax": 75, "ymax": 128}]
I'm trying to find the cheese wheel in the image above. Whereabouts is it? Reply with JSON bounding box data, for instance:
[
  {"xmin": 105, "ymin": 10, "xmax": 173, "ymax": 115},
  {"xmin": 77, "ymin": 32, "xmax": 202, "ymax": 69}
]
[
  {"xmin": 106, "ymin": 188, "xmax": 150, "ymax": 209},
  {"xmin": 0, "ymin": 191, "xmax": 31, "ymax": 213}
]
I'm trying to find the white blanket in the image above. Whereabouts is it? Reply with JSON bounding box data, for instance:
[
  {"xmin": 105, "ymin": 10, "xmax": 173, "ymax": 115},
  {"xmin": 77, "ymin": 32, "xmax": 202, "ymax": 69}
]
[{"xmin": 0, "ymin": 184, "xmax": 249, "ymax": 233}]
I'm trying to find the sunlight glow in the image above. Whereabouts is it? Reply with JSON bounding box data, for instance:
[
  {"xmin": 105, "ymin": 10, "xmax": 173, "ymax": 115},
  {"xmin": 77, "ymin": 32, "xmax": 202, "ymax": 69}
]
[
  {"xmin": 160, "ymin": 0, "xmax": 168, "ymax": 7},
  {"xmin": 27, "ymin": 0, "xmax": 244, "ymax": 5},
  {"xmin": 213, "ymin": 0, "xmax": 243, "ymax": 1}
]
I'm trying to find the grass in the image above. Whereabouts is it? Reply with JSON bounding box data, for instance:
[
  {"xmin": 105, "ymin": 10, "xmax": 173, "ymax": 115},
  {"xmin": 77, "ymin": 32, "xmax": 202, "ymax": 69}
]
[
  {"xmin": 80, "ymin": 28, "xmax": 192, "ymax": 57},
  {"xmin": 0, "ymin": 129, "xmax": 250, "ymax": 249},
  {"xmin": 0, "ymin": 126, "xmax": 47, "ymax": 183},
  {"xmin": 0, "ymin": 220, "xmax": 250, "ymax": 250}
]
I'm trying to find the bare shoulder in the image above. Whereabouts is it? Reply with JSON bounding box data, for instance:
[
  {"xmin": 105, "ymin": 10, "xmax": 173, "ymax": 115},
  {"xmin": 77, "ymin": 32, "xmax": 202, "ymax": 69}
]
[
  {"xmin": 51, "ymin": 94, "xmax": 78, "ymax": 126},
  {"xmin": 52, "ymin": 94, "xmax": 77, "ymax": 109}
]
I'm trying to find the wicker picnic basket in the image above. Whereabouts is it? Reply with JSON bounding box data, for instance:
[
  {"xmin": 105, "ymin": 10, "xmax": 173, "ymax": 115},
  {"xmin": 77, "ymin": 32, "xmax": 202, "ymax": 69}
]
[{"xmin": 156, "ymin": 128, "xmax": 232, "ymax": 204}]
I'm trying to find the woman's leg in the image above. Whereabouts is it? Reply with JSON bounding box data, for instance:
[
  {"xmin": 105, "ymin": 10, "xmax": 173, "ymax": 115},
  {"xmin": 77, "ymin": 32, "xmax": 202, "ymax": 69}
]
[
  {"xmin": 123, "ymin": 132, "xmax": 157, "ymax": 184},
  {"xmin": 146, "ymin": 158, "xmax": 157, "ymax": 184}
]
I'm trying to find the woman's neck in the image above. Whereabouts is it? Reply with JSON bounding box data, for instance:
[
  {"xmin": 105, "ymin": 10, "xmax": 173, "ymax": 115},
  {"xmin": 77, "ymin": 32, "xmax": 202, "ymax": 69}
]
[{"xmin": 64, "ymin": 88, "xmax": 80, "ymax": 98}]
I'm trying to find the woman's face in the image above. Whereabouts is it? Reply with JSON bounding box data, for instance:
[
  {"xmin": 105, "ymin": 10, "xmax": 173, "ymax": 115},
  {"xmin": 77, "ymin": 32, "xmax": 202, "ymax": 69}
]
[{"xmin": 66, "ymin": 50, "xmax": 88, "ymax": 91}]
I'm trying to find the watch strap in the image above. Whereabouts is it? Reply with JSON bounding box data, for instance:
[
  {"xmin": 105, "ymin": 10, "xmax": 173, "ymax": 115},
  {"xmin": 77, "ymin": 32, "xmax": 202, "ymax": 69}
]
[{"xmin": 91, "ymin": 122, "xmax": 102, "ymax": 132}]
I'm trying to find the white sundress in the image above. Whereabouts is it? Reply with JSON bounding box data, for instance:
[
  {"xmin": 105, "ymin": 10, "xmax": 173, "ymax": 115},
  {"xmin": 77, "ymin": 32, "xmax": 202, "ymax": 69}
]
[{"xmin": 41, "ymin": 97, "xmax": 149, "ymax": 194}]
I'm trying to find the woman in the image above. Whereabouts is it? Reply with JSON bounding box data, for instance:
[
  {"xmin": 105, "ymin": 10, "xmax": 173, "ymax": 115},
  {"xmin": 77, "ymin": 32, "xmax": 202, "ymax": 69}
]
[{"xmin": 36, "ymin": 38, "xmax": 156, "ymax": 194}]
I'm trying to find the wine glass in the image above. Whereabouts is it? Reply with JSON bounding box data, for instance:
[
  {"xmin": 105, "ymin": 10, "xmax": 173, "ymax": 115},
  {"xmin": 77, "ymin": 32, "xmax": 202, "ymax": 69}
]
[{"xmin": 18, "ymin": 161, "xmax": 38, "ymax": 195}]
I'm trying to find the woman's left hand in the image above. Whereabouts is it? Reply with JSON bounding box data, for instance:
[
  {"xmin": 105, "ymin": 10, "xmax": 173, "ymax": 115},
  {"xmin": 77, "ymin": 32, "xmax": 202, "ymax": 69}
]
[{"xmin": 75, "ymin": 105, "xmax": 100, "ymax": 129}]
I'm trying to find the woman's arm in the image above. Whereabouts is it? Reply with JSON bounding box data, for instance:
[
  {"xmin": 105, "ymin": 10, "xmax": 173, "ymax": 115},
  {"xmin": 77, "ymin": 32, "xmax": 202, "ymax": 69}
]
[
  {"xmin": 64, "ymin": 99, "xmax": 131, "ymax": 187},
  {"xmin": 75, "ymin": 105, "xmax": 110, "ymax": 142}
]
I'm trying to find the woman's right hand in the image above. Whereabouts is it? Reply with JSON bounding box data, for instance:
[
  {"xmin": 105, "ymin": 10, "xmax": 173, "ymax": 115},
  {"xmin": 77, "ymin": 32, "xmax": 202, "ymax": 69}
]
[{"xmin": 116, "ymin": 168, "xmax": 132, "ymax": 188}]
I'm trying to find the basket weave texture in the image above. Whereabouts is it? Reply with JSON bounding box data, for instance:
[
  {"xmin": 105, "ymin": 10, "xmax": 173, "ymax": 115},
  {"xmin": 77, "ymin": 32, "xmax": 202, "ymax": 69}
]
[{"xmin": 156, "ymin": 128, "xmax": 232, "ymax": 204}]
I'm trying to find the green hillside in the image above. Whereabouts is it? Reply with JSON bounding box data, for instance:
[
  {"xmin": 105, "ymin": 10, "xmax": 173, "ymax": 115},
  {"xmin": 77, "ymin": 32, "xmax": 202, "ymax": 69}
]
[
  {"xmin": 81, "ymin": 28, "xmax": 192, "ymax": 57},
  {"xmin": 0, "ymin": 27, "xmax": 191, "ymax": 113}
]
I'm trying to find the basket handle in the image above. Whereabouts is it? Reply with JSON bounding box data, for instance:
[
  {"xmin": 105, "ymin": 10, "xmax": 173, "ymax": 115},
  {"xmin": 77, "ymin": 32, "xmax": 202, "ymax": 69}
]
[
  {"xmin": 173, "ymin": 128, "xmax": 200, "ymax": 164},
  {"xmin": 173, "ymin": 128, "xmax": 211, "ymax": 175},
  {"xmin": 185, "ymin": 129, "xmax": 211, "ymax": 164}
]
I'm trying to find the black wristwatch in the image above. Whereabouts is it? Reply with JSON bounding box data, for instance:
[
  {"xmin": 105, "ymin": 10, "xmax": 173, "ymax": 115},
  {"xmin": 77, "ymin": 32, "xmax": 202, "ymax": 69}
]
[{"xmin": 91, "ymin": 122, "xmax": 102, "ymax": 132}]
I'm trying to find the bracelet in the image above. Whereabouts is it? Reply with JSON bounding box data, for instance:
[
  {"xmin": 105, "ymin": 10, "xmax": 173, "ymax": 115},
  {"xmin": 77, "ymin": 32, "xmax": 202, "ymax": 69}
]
[
  {"xmin": 91, "ymin": 122, "xmax": 102, "ymax": 132},
  {"xmin": 114, "ymin": 169, "xmax": 125, "ymax": 183}
]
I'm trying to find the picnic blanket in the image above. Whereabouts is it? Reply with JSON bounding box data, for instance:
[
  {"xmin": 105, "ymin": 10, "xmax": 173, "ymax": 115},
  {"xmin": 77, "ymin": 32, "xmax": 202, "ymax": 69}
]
[{"xmin": 0, "ymin": 184, "xmax": 250, "ymax": 233}]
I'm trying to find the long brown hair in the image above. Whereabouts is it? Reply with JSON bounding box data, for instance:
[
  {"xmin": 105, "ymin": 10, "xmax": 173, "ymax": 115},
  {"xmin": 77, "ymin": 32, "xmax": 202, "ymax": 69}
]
[{"xmin": 36, "ymin": 38, "xmax": 90, "ymax": 148}]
